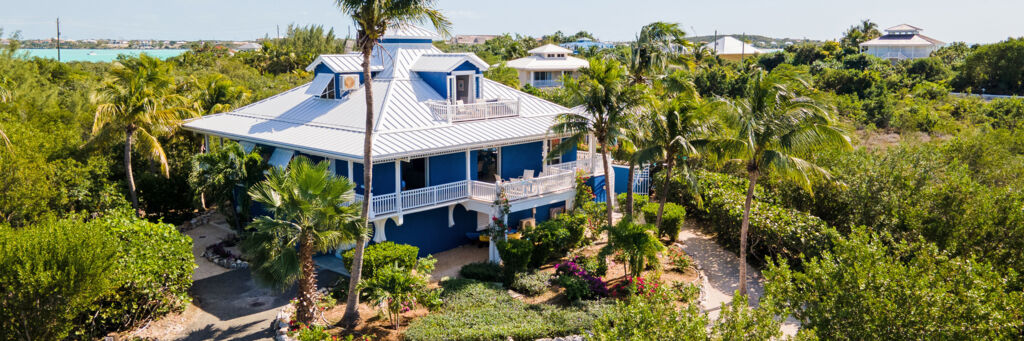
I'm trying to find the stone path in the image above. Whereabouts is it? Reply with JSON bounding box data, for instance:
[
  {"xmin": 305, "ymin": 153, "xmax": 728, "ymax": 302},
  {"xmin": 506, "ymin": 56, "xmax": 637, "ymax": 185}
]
[{"xmin": 676, "ymin": 222, "xmax": 800, "ymax": 336}]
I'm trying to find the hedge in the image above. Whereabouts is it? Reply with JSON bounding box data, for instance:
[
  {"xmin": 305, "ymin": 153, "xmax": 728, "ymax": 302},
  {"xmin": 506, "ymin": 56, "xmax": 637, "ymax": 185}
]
[
  {"xmin": 684, "ymin": 171, "xmax": 834, "ymax": 266},
  {"xmin": 458, "ymin": 262, "xmax": 503, "ymax": 282},
  {"xmin": 524, "ymin": 214, "xmax": 586, "ymax": 268},
  {"xmin": 342, "ymin": 241, "xmax": 418, "ymax": 280},
  {"xmin": 640, "ymin": 201, "xmax": 686, "ymax": 241},
  {"xmin": 496, "ymin": 238, "xmax": 533, "ymax": 283}
]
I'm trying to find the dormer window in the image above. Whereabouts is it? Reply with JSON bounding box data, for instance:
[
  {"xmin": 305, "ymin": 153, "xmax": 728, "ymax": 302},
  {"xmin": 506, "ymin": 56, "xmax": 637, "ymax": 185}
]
[{"xmin": 320, "ymin": 78, "xmax": 337, "ymax": 99}]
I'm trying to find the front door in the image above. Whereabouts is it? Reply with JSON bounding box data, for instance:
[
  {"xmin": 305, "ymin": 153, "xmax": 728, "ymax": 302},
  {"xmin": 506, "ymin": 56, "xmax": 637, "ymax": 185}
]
[{"xmin": 455, "ymin": 75, "xmax": 470, "ymax": 103}]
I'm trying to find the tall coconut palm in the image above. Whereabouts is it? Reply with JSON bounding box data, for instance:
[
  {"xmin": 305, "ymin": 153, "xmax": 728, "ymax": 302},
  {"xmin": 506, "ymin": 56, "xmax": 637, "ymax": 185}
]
[
  {"xmin": 619, "ymin": 22, "xmax": 692, "ymax": 216},
  {"xmin": 89, "ymin": 54, "xmax": 186, "ymax": 215},
  {"xmin": 189, "ymin": 141, "xmax": 267, "ymax": 229},
  {"xmin": 721, "ymin": 68, "xmax": 852, "ymax": 297},
  {"xmin": 186, "ymin": 74, "xmax": 250, "ymax": 116},
  {"xmin": 550, "ymin": 58, "xmax": 642, "ymax": 228},
  {"xmin": 333, "ymin": 0, "xmax": 450, "ymax": 328},
  {"xmin": 243, "ymin": 156, "xmax": 361, "ymax": 325}
]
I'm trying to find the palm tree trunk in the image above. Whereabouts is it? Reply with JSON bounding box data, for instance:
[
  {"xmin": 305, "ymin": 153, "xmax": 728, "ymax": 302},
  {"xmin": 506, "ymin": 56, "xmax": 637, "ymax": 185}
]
[
  {"xmin": 738, "ymin": 170, "xmax": 759, "ymax": 297},
  {"xmin": 124, "ymin": 125, "xmax": 141, "ymax": 216},
  {"xmin": 600, "ymin": 147, "xmax": 615, "ymax": 227},
  {"xmin": 296, "ymin": 231, "xmax": 317, "ymax": 325},
  {"xmin": 655, "ymin": 152, "xmax": 675, "ymax": 230},
  {"xmin": 342, "ymin": 42, "xmax": 375, "ymax": 329},
  {"xmin": 625, "ymin": 162, "xmax": 636, "ymax": 217}
]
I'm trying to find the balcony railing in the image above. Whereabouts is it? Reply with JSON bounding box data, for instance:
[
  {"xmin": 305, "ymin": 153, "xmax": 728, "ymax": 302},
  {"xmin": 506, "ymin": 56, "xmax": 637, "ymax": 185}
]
[
  {"xmin": 469, "ymin": 170, "xmax": 575, "ymax": 202},
  {"xmin": 545, "ymin": 151, "xmax": 602, "ymax": 176},
  {"xmin": 426, "ymin": 98, "xmax": 520, "ymax": 123},
  {"xmin": 532, "ymin": 79, "xmax": 562, "ymax": 88}
]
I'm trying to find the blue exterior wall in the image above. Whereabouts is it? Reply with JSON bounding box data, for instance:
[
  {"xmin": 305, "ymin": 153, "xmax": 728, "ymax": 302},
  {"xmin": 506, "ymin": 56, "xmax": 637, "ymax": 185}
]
[
  {"xmin": 561, "ymin": 143, "xmax": 578, "ymax": 162},
  {"xmin": 507, "ymin": 201, "xmax": 568, "ymax": 231},
  {"xmin": 469, "ymin": 150, "xmax": 479, "ymax": 180},
  {"xmin": 334, "ymin": 160, "xmax": 349, "ymax": 178},
  {"xmin": 588, "ymin": 175, "xmax": 608, "ymax": 202},
  {"xmin": 350, "ymin": 162, "xmax": 397, "ymax": 195},
  {"xmin": 429, "ymin": 152, "xmax": 468, "ymax": 184},
  {"xmin": 500, "ymin": 141, "xmax": 543, "ymax": 180},
  {"xmin": 612, "ymin": 165, "xmax": 631, "ymax": 195},
  {"xmin": 380, "ymin": 205, "xmax": 479, "ymax": 256},
  {"xmin": 420, "ymin": 71, "xmax": 448, "ymax": 98}
]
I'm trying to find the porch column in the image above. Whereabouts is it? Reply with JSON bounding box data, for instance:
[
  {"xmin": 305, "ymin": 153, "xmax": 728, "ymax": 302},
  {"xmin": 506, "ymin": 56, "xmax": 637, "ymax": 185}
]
[
  {"xmin": 541, "ymin": 138, "xmax": 548, "ymax": 167},
  {"xmin": 465, "ymin": 149, "xmax": 472, "ymax": 196},
  {"xmin": 395, "ymin": 160, "xmax": 403, "ymax": 221}
]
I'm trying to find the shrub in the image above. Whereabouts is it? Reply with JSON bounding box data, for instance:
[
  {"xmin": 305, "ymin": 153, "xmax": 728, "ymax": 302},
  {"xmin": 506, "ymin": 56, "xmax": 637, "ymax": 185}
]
[
  {"xmin": 524, "ymin": 214, "xmax": 585, "ymax": 268},
  {"xmin": 765, "ymin": 228, "xmax": 1024, "ymax": 340},
  {"xmin": 591, "ymin": 284, "xmax": 708, "ymax": 340},
  {"xmin": 342, "ymin": 241, "xmax": 418, "ymax": 280},
  {"xmin": 458, "ymin": 261, "xmax": 503, "ymax": 282},
  {"xmin": 616, "ymin": 193, "xmax": 649, "ymax": 214},
  {"xmin": 496, "ymin": 238, "xmax": 533, "ymax": 282},
  {"xmin": 358, "ymin": 256, "xmax": 437, "ymax": 330},
  {"xmin": 601, "ymin": 219, "xmax": 665, "ymax": 278},
  {"xmin": 290, "ymin": 324, "xmax": 332, "ymax": 341},
  {"xmin": 0, "ymin": 220, "xmax": 119, "ymax": 340},
  {"xmin": 569, "ymin": 254, "xmax": 607, "ymax": 277},
  {"xmin": 510, "ymin": 271, "xmax": 550, "ymax": 297},
  {"xmin": 79, "ymin": 208, "xmax": 195, "ymax": 337},
  {"xmin": 554, "ymin": 259, "xmax": 609, "ymax": 300},
  {"xmin": 405, "ymin": 279, "xmax": 609, "ymax": 340},
  {"xmin": 667, "ymin": 248, "xmax": 691, "ymax": 272},
  {"xmin": 640, "ymin": 202, "xmax": 686, "ymax": 241},
  {"xmin": 555, "ymin": 275, "xmax": 593, "ymax": 302}
]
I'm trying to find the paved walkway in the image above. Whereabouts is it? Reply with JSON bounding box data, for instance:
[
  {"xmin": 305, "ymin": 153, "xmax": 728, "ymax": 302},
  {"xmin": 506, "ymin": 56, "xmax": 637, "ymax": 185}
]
[{"xmin": 677, "ymin": 222, "xmax": 799, "ymax": 335}]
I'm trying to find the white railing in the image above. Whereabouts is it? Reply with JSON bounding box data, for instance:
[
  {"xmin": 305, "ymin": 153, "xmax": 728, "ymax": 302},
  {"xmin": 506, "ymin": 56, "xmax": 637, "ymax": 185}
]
[
  {"xmin": 544, "ymin": 151, "xmax": 600, "ymax": 176},
  {"xmin": 469, "ymin": 170, "xmax": 575, "ymax": 202},
  {"xmin": 400, "ymin": 181, "xmax": 468, "ymax": 211},
  {"xmin": 372, "ymin": 193, "xmax": 397, "ymax": 216},
  {"xmin": 532, "ymin": 79, "xmax": 562, "ymax": 88},
  {"xmin": 426, "ymin": 98, "xmax": 520, "ymax": 123}
]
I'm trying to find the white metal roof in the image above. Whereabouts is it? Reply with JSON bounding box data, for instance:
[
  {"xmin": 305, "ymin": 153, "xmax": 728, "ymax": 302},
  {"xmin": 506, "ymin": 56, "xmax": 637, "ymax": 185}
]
[
  {"xmin": 383, "ymin": 23, "xmax": 443, "ymax": 41},
  {"xmin": 410, "ymin": 53, "xmax": 490, "ymax": 72},
  {"xmin": 305, "ymin": 54, "xmax": 385, "ymax": 73},
  {"xmin": 886, "ymin": 24, "xmax": 922, "ymax": 32},
  {"xmin": 529, "ymin": 44, "xmax": 573, "ymax": 54},
  {"xmin": 183, "ymin": 28, "xmax": 573, "ymax": 162},
  {"xmin": 702, "ymin": 36, "xmax": 764, "ymax": 55},
  {"xmin": 505, "ymin": 55, "xmax": 589, "ymax": 71},
  {"xmin": 860, "ymin": 33, "xmax": 944, "ymax": 47},
  {"xmin": 305, "ymin": 73, "xmax": 334, "ymax": 95}
]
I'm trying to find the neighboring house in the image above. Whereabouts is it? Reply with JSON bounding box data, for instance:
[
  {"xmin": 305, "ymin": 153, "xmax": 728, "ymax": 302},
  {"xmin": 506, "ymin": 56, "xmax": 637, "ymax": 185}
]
[
  {"xmin": 505, "ymin": 44, "xmax": 589, "ymax": 88},
  {"xmin": 237, "ymin": 42, "xmax": 263, "ymax": 51},
  {"xmin": 860, "ymin": 24, "xmax": 944, "ymax": 61},
  {"xmin": 702, "ymin": 36, "xmax": 764, "ymax": 61},
  {"xmin": 560, "ymin": 37, "xmax": 615, "ymax": 52},
  {"xmin": 451, "ymin": 35, "xmax": 498, "ymax": 45},
  {"xmin": 183, "ymin": 25, "xmax": 638, "ymax": 260}
]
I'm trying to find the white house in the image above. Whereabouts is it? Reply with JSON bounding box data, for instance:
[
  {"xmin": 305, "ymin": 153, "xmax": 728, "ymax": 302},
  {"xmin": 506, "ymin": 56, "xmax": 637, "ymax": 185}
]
[
  {"xmin": 702, "ymin": 36, "xmax": 764, "ymax": 61},
  {"xmin": 860, "ymin": 24, "xmax": 944, "ymax": 61},
  {"xmin": 182, "ymin": 25, "xmax": 642, "ymax": 264},
  {"xmin": 505, "ymin": 44, "xmax": 589, "ymax": 88}
]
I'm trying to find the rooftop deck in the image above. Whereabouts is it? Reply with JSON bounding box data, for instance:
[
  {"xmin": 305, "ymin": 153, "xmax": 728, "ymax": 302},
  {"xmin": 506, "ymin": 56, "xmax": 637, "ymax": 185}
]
[{"xmin": 426, "ymin": 98, "xmax": 520, "ymax": 123}]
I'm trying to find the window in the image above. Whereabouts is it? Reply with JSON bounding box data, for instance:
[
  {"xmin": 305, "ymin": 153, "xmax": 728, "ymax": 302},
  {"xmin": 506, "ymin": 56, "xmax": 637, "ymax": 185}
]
[
  {"xmin": 546, "ymin": 139, "xmax": 562, "ymax": 165},
  {"xmin": 320, "ymin": 78, "xmax": 336, "ymax": 99},
  {"xmin": 477, "ymin": 148, "xmax": 499, "ymax": 183},
  {"xmin": 534, "ymin": 72, "xmax": 552, "ymax": 81},
  {"xmin": 401, "ymin": 158, "xmax": 428, "ymax": 190}
]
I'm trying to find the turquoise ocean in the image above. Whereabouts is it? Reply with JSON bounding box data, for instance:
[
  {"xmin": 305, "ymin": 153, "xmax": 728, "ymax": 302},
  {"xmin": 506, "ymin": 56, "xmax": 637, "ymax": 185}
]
[{"xmin": 20, "ymin": 49, "xmax": 189, "ymax": 63}]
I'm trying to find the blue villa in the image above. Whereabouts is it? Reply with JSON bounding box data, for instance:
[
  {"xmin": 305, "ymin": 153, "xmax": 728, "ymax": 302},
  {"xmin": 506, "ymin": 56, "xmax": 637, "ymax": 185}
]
[{"xmin": 183, "ymin": 25, "xmax": 643, "ymax": 262}]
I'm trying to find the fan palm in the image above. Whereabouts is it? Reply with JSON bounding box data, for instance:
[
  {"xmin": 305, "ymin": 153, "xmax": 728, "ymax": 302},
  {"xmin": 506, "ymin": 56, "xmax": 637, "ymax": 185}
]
[
  {"xmin": 550, "ymin": 58, "xmax": 642, "ymax": 228},
  {"xmin": 333, "ymin": 0, "xmax": 450, "ymax": 327},
  {"xmin": 600, "ymin": 218, "xmax": 665, "ymax": 278},
  {"xmin": 242, "ymin": 156, "xmax": 361, "ymax": 325},
  {"xmin": 189, "ymin": 141, "xmax": 267, "ymax": 229},
  {"xmin": 719, "ymin": 68, "xmax": 852, "ymax": 297},
  {"xmin": 88, "ymin": 54, "xmax": 187, "ymax": 215}
]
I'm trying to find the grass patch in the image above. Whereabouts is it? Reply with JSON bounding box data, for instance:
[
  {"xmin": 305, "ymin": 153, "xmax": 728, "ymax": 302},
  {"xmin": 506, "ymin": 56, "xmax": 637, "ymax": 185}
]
[{"xmin": 405, "ymin": 279, "xmax": 609, "ymax": 341}]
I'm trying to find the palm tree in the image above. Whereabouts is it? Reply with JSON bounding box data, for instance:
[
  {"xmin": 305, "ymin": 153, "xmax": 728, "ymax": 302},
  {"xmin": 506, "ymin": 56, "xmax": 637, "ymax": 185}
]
[
  {"xmin": 720, "ymin": 68, "xmax": 851, "ymax": 296},
  {"xmin": 637, "ymin": 76, "xmax": 717, "ymax": 236},
  {"xmin": 600, "ymin": 218, "xmax": 665, "ymax": 278},
  {"xmin": 189, "ymin": 141, "xmax": 267, "ymax": 229},
  {"xmin": 89, "ymin": 54, "xmax": 186, "ymax": 215},
  {"xmin": 333, "ymin": 0, "xmax": 450, "ymax": 328},
  {"xmin": 243, "ymin": 156, "xmax": 361, "ymax": 325},
  {"xmin": 550, "ymin": 58, "xmax": 642, "ymax": 228},
  {"xmin": 841, "ymin": 19, "xmax": 881, "ymax": 50},
  {"xmin": 618, "ymin": 22, "xmax": 693, "ymax": 216},
  {"xmin": 186, "ymin": 74, "xmax": 250, "ymax": 116}
]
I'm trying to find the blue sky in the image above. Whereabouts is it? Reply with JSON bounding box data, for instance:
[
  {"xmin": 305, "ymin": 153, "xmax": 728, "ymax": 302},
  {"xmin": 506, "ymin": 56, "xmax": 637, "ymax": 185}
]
[{"xmin": 2, "ymin": 0, "xmax": 1022, "ymax": 44}]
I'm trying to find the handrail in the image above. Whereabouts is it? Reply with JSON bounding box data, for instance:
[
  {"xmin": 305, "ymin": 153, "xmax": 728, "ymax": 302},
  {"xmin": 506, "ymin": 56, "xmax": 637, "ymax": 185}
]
[{"xmin": 425, "ymin": 98, "xmax": 520, "ymax": 123}]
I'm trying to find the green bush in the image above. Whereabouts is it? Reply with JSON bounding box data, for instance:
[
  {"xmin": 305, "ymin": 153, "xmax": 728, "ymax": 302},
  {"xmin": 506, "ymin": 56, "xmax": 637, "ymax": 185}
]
[
  {"xmin": 78, "ymin": 208, "xmax": 195, "ymax": 337},
  {"xmin": 342, "ymin": 241, "xmax": 418, "ymax": 280},
  {"xmin": 524, "ymin": 214, "xmax": 586, "ymax": 268},
  {"xmin": 616, "ymin": 193, "xmax": 649, "ymax": 214},
  {"xmin": 496, "ymin": 238, "xmax": 533, "ymax": 282},
  {"xmin": 458, "ymin": 262, "xmax": 503, "ymax": 282},
  {"xmin": 640, "ymin": 202, "xmax": 686, "ymax": 241},
  {"xmin": 405, "ymin": 279, "xmax": 609, "ymax": 341},
  {"xmin": 510, "ymin": 271, "xmax": 550, "ymax": 297},
  {"xmin": 573, "ymin": 254, "xmax": 608, "ymax": 277},
  {"xmin": 765, "ymin": 228, "xmax": 1024, "ymax": 340},
  {"xmin": 0, "ymin": 220, "xmax": 119, "ymax": 340},
  {"xmin": 555, "ymin": 275, "xmax": 593, "ymax": 302}
]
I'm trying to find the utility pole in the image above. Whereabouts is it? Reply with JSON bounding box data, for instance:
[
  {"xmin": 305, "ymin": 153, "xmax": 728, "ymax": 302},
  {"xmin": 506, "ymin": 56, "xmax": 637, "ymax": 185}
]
[{"xmin": 56, "ymin": 17, "xmax": 61, "ymax": 62}]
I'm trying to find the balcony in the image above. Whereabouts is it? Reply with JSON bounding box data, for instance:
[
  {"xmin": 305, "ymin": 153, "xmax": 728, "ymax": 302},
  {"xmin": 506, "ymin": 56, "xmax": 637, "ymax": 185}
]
[
  {"xmin": 531, "ymin": 79, "xmax": 562, "ymax": 88},
  {"xmin": 426, "ymin": 98, "xmax": 520, "ymax": 123}
]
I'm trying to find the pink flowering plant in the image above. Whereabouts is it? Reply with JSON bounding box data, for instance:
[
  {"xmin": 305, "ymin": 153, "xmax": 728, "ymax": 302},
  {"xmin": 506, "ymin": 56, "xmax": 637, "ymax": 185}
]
[
  {"xmin": 489, "ymin": 185, "xmax": 512, "ymax": 239},
  {"xmin": 554, "ymin": 258, "xmax": 609, "ymax": 299}
]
